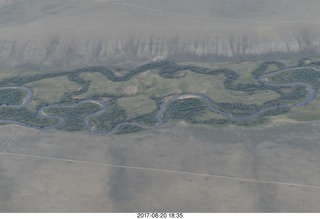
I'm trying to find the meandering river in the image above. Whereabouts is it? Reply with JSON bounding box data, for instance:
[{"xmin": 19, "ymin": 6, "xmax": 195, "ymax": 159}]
[{"xmin": 0, "ymin": 66, "xmax": 319, "ymax": 134}]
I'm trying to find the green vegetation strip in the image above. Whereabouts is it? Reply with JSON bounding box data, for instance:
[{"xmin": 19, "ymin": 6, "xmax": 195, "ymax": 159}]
[
  {"xmin": 0, "ymin": 88, "xmax": 25, "ymax": 105},
  {"xmin": 0, "ymin": 58, "xmax": 319, "ymax": 134},
  {"xmin": 0, "ymin": 107, "xmax": 57, "ymax": 127},
  {"xmin": 44, "ymin": 102, "xmax": 102, "ymax": 131},
  {"xmin": 163, "ymin": 98, "xmax": 206, "ymax": 121}
]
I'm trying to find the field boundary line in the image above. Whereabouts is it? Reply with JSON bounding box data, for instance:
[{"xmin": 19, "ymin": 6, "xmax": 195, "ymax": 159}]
[
  {"xmin": 0, "ymin": 127, "xmax": 20, "ymax": 153},
  {"xmin": 2, "ymin": 151, "xmax": 320, "ymax": 190},
  {"xmin": 111, "ymin": 1, "xmax": 320, "ymax": 26}
]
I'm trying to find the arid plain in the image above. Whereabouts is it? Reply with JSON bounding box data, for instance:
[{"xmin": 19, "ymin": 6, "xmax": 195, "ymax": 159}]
[{"xmin": 1, "ymin": 120, "xmax": 320, "ymax": 212}]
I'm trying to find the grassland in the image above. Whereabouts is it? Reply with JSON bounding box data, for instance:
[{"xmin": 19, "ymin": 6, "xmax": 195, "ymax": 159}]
[
  {"xmin": 287, "ymin": 95, "xmax": 320, "ymax": 121},
  {"xmin": 0, "ymin": 57, "xmax": 319, "ymax": 134},
  {"xmin": 116, "ymin": 95, "xmax": 156, "ymax": 119},
  {"xmin": 78, "ymin": 68, "xmax": 280, "ymax": 105},
  {"xmin": 26, "ymin": 76, "xmax": 79, "ymax": 111}
]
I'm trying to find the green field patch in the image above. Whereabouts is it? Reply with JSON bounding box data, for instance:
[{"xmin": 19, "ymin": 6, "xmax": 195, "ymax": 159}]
[
  {"xmin": 75, "ymin": 65, "xmax": 281, "ymax": 107},
  {"xmin": 0, "ymin": 88, "xmax": 25, "ymax": 105},
  {"xmin": 287, "ymin": 92, "xmax": 320, "ymax": 121},
  {"xmin": 116, "ymin": 95, "xmax": 156, "ymax": 119},
  {"xmin": 212, "ymin": 75, "xmax": 277, "ymax": 104},
  {"xmin": 288, "ymin": 110, "xmax": 320, "ymax": 121},
  {"xmin": 0, "ymin": 69, "xmax": 40, "ymax": 80},
  {"xmin": 27, "ymin": 76, "xmax": 79, "ymax": 111},
  {"xmin": 136, "ymin": 70, "xmax": 281, "ymax": 105},
  {"xmin": 75, "ymin": 72, "xmax": 139, "ymax": 98},
  {"xmin": 136, "ymin": 70, "xmax": 183, "ymax": 97},
  {"xmin": 263, "ymin": 64, "xmax": 281, "ymax": 73},
  {"xmin": 222, "ymin": 61, "xmax": 259, "ymax": 84}
]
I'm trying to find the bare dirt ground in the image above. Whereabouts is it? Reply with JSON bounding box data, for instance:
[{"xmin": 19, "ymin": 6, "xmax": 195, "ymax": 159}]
[
  {"xmin": 0, "ymin": 121, "xmax": 320, "ymax": 212},
  {"xmin": 1, "ymin": 0, "xmax": 320, "ymax": 70}
]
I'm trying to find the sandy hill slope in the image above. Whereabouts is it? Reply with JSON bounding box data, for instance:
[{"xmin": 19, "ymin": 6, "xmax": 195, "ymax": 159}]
[{"xmin": 0, "ymin": 0, "xmax": 320, "ymax": 70}]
